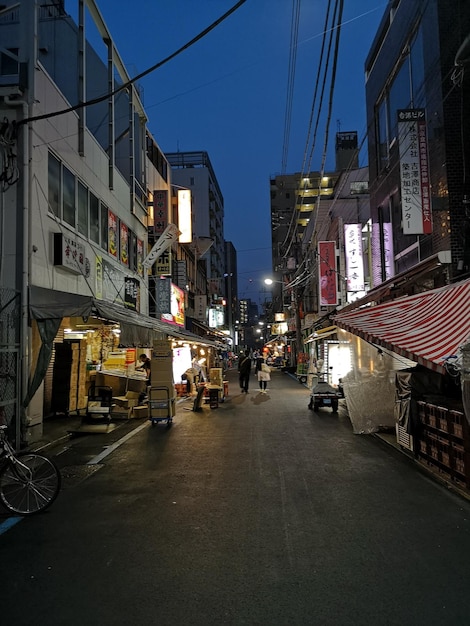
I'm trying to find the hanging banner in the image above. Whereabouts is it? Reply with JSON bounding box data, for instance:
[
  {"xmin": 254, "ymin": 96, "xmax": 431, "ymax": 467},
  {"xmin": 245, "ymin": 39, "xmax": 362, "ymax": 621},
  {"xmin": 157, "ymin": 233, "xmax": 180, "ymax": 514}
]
[
  {"xmin": 108, "ymin": 209, "xmax": 118, "ymax": 258},
  {"xmin": 120, "ymin": 222, "xmax": 129, "ymax": 267},
  {"xmin": 344, "ymin": 224, "xmax": 365, "ymax": 292},
  {"xmin": 397, "ymin": 109, "xmax": 432, "ymax": 235},
  {"xmin": 318, "ymin": 241, "xmax": 338, "ymax": 306}
]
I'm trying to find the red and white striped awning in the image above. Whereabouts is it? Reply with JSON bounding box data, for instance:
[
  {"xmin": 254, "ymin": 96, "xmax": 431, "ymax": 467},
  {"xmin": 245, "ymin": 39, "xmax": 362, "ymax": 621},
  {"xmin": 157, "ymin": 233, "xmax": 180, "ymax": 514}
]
[{"xmin": 334, "ymin": 279, "xmax": 470, "ymax": 374}]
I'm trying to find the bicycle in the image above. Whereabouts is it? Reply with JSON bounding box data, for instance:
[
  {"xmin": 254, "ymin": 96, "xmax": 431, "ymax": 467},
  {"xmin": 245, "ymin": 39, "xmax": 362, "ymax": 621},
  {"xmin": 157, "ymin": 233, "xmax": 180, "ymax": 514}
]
[{"xmin": 0, "ymin": 424, "xmax": 61, "ymax": 515}]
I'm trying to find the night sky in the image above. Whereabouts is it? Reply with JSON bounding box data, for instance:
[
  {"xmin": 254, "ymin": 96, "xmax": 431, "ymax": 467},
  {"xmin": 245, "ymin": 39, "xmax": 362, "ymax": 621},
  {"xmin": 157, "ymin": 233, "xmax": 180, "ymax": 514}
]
[{"xmin": 67, "ymin": 0, "xmax": 387, "ymax": 307}]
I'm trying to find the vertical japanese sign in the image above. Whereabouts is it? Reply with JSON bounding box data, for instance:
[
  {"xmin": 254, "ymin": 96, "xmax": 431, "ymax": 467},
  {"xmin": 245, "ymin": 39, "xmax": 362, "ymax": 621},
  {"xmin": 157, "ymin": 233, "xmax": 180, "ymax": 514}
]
[
  {"xmin": 318, "ymin": 241, "xmax": 338, "ymax": 306},
  {"xmin": 156, "ymin": 249, "xmax": 172, "ymax": 276},
  {"xmin": 397, "ymin": 109, "xmax": 432, "ymax": 234},
  {"xmin": 153, "ymin": 190, "xmax": 168, "ymax": 235},
  {"xmin": 344, "ymin": 224, "xmax": 364, "ymax": 292},
  {"xmin": 371, "ymin": 222, "xmax": 394, "ymax": 287},
  {"xmin": 108, "ymin": 209, "xmax": 118, "ymax": 258},
  {"xmin": 120, "ymin": 222, "xmax": 129, "ymax": 267},
  {"xmin": 124, "ymin": 277, "xmax": 139, "ymax": 311}
]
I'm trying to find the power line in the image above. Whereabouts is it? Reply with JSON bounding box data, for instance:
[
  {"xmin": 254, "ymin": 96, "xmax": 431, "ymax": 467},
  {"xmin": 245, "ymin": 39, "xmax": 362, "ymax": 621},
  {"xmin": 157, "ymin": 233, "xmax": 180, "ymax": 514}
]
[{"xmin": 19, "ymin": 0, "xmax": 248, "ymax": 126}]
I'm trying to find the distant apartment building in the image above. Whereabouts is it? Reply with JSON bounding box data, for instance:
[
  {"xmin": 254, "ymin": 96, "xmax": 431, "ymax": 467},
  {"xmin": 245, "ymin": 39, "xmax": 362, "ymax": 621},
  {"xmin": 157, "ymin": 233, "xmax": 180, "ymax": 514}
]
[
  {"xmin": 269, "ymin": 132, "xmax": 368, "ymax": 325},
  {"xmin": 166, "ymin": 151, "xmax": 226, "ymax": 300}
]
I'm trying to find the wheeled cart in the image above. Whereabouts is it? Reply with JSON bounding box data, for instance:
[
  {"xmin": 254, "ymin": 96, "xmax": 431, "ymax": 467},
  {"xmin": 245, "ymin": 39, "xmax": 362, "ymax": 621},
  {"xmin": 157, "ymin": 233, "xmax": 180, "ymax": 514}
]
[
  {"xmin": 148, "ymin": 386, "xmax": 174, "ymax": 428},
  {"xmin": 84, "ymin": 385, "xmax": 113, "ymax": 424}
]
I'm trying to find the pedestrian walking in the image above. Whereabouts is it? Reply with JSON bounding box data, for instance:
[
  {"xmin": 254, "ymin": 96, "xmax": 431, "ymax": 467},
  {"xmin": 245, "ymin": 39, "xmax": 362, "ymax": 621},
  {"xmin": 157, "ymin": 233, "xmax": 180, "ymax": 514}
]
[
  {"xmin": 238, "ymin": 350, "xmax": 252, "ymax": 393},
  {"xmin": 256, "ymin": 352, "xmax": 271, "ymax": 393}
]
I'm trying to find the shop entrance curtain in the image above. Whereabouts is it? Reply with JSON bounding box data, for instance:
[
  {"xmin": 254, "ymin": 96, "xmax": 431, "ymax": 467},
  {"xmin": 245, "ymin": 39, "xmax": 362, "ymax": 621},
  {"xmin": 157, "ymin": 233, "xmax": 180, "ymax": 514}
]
[{"xmin": 25, "ymin": 287, "xmax": 94, "ymax": 419}]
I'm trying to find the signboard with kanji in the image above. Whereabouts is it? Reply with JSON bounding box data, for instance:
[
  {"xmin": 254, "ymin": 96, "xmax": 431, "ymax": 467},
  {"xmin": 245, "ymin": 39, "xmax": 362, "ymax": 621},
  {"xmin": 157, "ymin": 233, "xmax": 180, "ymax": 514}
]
[
  {"xmin": 398, "ymin": 108, "xmax": 432, "ymax": 234},
  {"xmin": 318, "ymin": 241, "xmax": 338, "ymax": 306}
]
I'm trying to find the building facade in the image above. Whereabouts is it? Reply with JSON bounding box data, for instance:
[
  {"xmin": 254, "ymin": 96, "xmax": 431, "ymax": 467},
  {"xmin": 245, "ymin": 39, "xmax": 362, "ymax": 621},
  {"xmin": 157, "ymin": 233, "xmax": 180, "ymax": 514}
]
[
  {"xmin": 365, "ymin": 0, "xmax": 470, "ymax": 290},
  {"xmin": 0, "ymin": 1, "xmax": 223, "ymax": 442},
  {"xmin": 166, "ymin": 151, "xmax": 226, "ymax": 298}
]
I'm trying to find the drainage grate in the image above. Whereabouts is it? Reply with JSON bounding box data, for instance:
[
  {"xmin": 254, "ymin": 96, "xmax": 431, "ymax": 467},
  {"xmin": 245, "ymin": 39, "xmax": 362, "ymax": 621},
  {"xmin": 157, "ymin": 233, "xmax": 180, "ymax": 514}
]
[{"xmin": 60, "ymin": 464, "xmax": 103, "ymax": 488}]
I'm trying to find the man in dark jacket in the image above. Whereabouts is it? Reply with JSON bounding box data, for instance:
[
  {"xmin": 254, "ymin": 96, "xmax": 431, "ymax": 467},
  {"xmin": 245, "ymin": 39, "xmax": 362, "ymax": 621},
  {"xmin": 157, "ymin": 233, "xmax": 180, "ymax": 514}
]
[{"xmin": 238, "ymin": 350, "xmax": 252, "ymax": 393}]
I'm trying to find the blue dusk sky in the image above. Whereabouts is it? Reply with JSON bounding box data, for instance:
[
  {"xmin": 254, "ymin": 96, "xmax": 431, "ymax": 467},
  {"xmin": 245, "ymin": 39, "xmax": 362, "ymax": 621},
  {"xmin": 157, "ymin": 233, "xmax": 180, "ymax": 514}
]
[{"xmin": 68, "ymin": 0, "xmax": 387, "ymax": 307}]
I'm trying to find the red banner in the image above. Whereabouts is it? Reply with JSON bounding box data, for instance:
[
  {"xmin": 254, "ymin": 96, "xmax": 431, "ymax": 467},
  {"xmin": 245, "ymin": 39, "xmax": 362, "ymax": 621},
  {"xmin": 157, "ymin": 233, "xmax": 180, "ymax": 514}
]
[{"xmin": 318, "ymin": 241, "xmax": 337, "ymax": 306}]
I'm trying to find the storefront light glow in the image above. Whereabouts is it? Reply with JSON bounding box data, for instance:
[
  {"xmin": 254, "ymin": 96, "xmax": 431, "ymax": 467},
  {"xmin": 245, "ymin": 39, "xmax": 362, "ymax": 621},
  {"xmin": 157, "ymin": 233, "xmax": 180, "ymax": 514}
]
[{"xmin": 178, "ymin": 189, "xmax": 192, "ymax": 243}]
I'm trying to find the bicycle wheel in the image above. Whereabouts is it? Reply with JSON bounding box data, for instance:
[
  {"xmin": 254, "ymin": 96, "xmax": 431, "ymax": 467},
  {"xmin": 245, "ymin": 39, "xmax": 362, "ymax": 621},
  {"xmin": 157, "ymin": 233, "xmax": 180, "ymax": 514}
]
[{"xmin": 0, "ymin": 453, "xmax": 61, "ymax": 515}]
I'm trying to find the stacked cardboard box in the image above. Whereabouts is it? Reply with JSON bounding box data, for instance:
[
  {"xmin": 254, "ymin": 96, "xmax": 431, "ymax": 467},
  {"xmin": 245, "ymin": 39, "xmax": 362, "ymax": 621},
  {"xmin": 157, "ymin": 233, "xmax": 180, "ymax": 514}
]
[
  {"xmin": 111, "ymin": 391, "xmax": 142, "ymax": 419},
  {"xmin": 51, "ymin": 339, "xmax": 87, "ymax": 414},
  {"xmin": 147, "ymin": 340, "xmax": 176, "ymax": 419},
  {"xmin": 209, "ymin": 368, "xmax": 223, "ymax": 387}
]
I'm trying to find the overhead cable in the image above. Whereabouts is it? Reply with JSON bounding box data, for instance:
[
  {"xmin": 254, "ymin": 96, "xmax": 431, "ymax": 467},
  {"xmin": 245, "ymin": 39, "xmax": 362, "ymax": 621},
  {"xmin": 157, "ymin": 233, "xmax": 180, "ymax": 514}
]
[
  {"xmin": 19, "ymin": 0, "xmax": 248, "ymax": 126},
  {"xmin": 281, "ymin": 0, "xmax": 301, "ymax": 174}
]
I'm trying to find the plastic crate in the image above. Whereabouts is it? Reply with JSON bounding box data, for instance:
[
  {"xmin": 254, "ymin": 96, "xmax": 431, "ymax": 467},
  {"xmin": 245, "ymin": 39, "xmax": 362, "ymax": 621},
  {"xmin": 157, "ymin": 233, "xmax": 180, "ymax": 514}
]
[
  {"xmin": 449, "ymin": 410, "xmax": 464, "ymax": 439},
  {"xmin": 436, "ymin": 406, "xmax": 449, "ymax": 432},
  {"xmin": 451, "ymin": 443, "xmax": 466, "ymax": 476}
]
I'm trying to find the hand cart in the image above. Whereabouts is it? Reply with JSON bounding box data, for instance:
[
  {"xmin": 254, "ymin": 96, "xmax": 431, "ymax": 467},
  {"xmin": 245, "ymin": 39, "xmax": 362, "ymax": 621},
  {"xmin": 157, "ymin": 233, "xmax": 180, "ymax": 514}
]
[
  {"xmin": 84, "ymin": 385, "xmax": 113, "ymax": 424},
  {"xmin": 148, "ymin": 386, "xmax": 174, "ymax": 428}
]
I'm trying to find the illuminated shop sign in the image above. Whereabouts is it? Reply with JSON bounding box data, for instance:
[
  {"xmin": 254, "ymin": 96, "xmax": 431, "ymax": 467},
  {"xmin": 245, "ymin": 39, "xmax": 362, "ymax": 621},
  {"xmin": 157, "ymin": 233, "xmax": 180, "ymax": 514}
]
[
  {"xmin": 156, "ymin": 278, "xmax": 185, "ymax": 326},
  {"xmin": 344, "ymin": 224, "xmax": 365, "ymax": 292},
  {"xmin": 178, "ymin": 189, "xmax": 192, "ymax": 243}
]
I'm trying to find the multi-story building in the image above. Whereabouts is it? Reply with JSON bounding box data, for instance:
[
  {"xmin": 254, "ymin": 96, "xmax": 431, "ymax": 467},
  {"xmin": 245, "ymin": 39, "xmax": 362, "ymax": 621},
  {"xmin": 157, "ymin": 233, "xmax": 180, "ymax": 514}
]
[
  {"xmin": 0, "ymin": 1, "xmax": 221, "ymax": 442},
  {"xmin": 332, "ymin": 1, "xmax": 470, "ymax": 482},
  {"xmin": 364, "ymin": 0, "xmax": 470, "ymax": 290},
  {"xmin": 166, "ymin": 151, "xmax": 226, "ymax": 297},
  {"xmin": 268, "ymin": 132, "xmax": 369, "ymax": 358}
]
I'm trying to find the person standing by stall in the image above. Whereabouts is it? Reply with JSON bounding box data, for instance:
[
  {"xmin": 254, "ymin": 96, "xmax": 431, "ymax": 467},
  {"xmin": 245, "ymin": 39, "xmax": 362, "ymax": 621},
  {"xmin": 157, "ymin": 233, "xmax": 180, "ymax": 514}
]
[
  {"xmin": 238, "ymin": 350, "xmax": 252, "ymax": 393},
  {"xmin": 136, "ymin": 353, "xmax": 151, "ymax": 402}
]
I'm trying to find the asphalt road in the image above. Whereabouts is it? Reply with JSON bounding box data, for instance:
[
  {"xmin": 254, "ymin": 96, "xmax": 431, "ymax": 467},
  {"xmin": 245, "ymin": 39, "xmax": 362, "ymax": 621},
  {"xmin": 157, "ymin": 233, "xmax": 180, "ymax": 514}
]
[{"xmin": 1, "ymin": 369, "xmax": 470, "ymax": 626}]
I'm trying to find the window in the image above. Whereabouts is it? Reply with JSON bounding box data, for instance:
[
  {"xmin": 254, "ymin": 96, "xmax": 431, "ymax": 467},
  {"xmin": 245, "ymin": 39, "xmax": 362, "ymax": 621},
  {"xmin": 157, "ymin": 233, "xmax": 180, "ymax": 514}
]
[
  {"xmin": 0, "ymin": 48, "xmax": 19, "ymax": 76},
  {"xmin": 410, "ymin": 28, "xmax": 425, "ymax": 107},
  {"xmin": 129, "ymin": 231, "xmax": 137, "ymax": 272},
  {"xmin": 388, "ymin": 58, "xmax": 412, "ymax": 141},
  {"xmin": 89, "ymin": 192, "xmax": 100, "ymax": 244},
  {"xmin": 77, "ymin": 181, "xmax": 88, "ymax": 236},
  {"xmin": 62, "ymin": 166, "xmax": 76, "ymax": 227},
  {"xmin": 376, "ymin": 98, "xmax": 389, "ymax": 172},
  {"xmin": 48, "ymin": 153, "xmax": 61, "ymax": 217},
  {"xmin": 100, "ymin": 203, "xmax": 108, "ymax": 251}
]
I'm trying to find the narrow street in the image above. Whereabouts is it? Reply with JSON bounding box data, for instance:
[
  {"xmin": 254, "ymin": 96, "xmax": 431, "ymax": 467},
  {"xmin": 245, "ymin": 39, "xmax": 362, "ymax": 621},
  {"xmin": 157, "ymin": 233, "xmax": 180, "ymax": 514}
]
[{"xmin": 2, "ymin": 368, "xmax": 470, "ymax": 626}]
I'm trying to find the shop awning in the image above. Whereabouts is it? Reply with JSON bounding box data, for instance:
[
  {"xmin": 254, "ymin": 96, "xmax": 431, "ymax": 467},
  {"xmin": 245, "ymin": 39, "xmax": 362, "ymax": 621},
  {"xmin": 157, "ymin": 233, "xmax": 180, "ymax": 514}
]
[
  {"xmin": 29, "ymin": 286, "xmax": 218, "ymax": 347},
  {"xmin": 334, "ymin": 279, "xmax": 470, "ymax": 374},
  {"xmin": 304, "ymin": 326, "xmax": 337, "ymax": 344}
]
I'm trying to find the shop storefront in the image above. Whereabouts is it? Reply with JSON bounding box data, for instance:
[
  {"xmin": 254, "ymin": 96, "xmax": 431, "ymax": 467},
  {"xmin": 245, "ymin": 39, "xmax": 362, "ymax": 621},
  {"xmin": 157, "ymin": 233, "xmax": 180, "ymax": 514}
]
[
  {"xmin": 27, "ymin": 286, "xmax": 218, "ymax": 440},
  {"xmin": 333, "ymin": 279, "xmax": 470, "ymax": 488}
]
